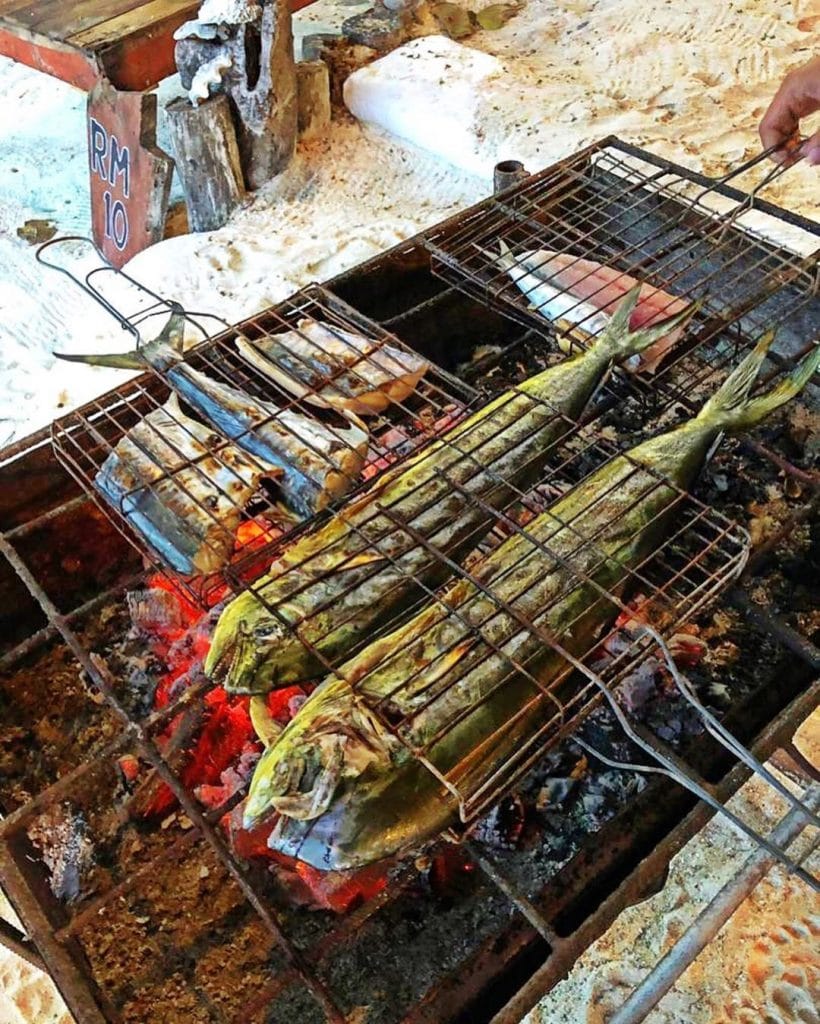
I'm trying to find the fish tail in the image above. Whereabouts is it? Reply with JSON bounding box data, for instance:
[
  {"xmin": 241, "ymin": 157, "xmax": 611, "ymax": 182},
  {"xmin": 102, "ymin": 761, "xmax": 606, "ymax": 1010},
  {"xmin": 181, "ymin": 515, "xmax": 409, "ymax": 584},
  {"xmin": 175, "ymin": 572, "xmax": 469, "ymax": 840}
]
[
  {"xmin": 52, "ymin": 350, "xmax": 146, "ymax": 369},
  {"xmin": 697, "ymin": 332, "xmax": 819, "ymax": 432},
  {"xmin": 473, "ymin": 239, "xmax": 519, "ymax": 275},
  {"xmin": 51, "ymin": 310, "xmax": 187, "ymax": 371},
  {"xmin": 594, "ymin": 286, "xmax": 699, "ymax": 362}
]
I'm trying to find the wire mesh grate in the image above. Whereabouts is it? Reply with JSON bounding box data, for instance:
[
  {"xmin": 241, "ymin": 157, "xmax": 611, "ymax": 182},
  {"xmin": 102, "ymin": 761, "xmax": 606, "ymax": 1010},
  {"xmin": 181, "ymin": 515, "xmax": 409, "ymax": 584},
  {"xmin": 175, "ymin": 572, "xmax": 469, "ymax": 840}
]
[
  {"xmin": 236, "ymin": 412, "xmax": 750, "ymax": 826},
  {"xmin": 50, "ymin": 284, "xmax": 477, "ymax": 608},
  {"xmin": 424, "ymin": 138, "xmax": 820, "ymax": 406}
]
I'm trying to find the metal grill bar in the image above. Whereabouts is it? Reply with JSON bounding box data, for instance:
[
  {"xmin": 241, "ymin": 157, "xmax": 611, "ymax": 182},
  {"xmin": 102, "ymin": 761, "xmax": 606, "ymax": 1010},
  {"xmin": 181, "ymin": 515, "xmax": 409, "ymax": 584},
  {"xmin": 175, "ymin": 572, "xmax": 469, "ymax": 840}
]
[
  {"xmin": 425, "ymin": 140, "xmax": 820, "ymax": 406},
  {"xmin": 50, "ymin": 279, "xmax": 476, "ymax": 607}
]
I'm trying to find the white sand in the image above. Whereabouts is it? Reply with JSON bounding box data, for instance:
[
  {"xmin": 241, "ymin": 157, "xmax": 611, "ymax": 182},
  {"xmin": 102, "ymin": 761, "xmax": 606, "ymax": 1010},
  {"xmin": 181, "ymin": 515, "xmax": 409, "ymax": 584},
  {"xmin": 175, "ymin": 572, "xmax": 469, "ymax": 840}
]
[{"xmin": 525, "ymin": 710, "xmax": 820, "ymax": 1024}]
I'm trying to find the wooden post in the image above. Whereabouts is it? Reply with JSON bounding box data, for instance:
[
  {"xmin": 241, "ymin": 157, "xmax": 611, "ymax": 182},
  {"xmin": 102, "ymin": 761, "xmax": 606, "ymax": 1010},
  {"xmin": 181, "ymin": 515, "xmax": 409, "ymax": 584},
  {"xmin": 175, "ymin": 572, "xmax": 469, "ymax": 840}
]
[
  {"xmin": 296, "ymin": 60, "xmax": 330, "ymax": 140},
  {"xmin": 87, "ymin": 79, "xmax": 174, "ymax": 268},
  {"xmin": 227, "ymin": 0, "xmax": 297, "ymax": 189},
  {"xmin": 165, "ymin": 94, "xmax": 246, "ymax": 232}
]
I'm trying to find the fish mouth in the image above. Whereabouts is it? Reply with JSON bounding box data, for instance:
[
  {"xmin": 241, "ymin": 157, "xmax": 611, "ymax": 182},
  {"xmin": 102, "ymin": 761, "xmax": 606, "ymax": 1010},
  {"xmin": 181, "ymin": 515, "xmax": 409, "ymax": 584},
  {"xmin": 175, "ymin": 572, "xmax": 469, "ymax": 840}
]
[
  {"xmin": 268, "ymin": 812, "xmax": 360, "ymax": 871},
  {"xmin": 206, "ymin": 616, "xmax": 280, "ymax": 694}
]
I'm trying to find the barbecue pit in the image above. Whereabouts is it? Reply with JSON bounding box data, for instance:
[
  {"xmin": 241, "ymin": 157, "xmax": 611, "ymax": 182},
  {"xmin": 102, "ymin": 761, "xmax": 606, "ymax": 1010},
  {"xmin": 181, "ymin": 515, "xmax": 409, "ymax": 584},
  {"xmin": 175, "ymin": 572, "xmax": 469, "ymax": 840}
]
[{"xmin": 0, "ymin": 139, "xmax": 818, "ymax": 1024}]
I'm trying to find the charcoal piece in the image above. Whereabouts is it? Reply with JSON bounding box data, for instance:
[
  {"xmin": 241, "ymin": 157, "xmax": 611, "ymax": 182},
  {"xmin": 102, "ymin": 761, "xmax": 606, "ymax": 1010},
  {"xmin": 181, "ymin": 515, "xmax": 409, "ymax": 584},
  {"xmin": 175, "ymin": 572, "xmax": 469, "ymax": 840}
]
[
  {"xmin": 617, "ymin": 658, "xmax": 659, "ymax": 713},
  {"xmin": 127, "ymin": 588, "xmax": 186, "ymax": 634},
  {"xmin": 471, "ymin": 794, "xmax": 525, "ymax": 849}
]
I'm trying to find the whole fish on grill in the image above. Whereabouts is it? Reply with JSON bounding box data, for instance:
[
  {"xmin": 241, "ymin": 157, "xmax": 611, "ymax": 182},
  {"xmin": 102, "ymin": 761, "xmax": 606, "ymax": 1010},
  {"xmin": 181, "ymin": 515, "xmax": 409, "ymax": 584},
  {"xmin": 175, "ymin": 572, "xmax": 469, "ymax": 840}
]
[
  {"xmin": 203, "ymin": 288, "xmax": 695, "ymax": 694},
  {"xmin": 56, "ymin": 312, "xmax": 369, "ymax": 518},
  {"xmin": 235, "ymin": 319, "xmax": 429, "ymax": 416},
  {"xmin": 491, "ymin": 241, "xmax": 691, "ymax": 372},
  {"xmin": 96, "ymin": 396, "xmax": 283, "ymax": 576},
  {"xmin": 243, "ymin": 336, "xmax": 820, "ymax": 870}
]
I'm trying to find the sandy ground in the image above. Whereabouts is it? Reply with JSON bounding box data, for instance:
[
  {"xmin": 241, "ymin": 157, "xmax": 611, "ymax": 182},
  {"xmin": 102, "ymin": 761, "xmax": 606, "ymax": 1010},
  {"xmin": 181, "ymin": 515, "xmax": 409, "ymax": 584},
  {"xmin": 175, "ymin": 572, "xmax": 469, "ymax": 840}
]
[
  {"xmin": 0, "ymin": 0, "xmax": 818, "ymax": 1020},
  {"xmin": 525, "ymin": 710, "xmax": 820, "ymax": 1024}
]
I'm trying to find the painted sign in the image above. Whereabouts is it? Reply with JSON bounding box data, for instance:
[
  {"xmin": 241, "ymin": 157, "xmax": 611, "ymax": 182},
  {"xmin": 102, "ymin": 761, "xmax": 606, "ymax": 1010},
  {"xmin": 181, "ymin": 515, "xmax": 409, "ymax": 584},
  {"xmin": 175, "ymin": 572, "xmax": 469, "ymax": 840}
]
[{"xmin": 87, "ymin": 80, "xmax": 174, "ymax": 269}]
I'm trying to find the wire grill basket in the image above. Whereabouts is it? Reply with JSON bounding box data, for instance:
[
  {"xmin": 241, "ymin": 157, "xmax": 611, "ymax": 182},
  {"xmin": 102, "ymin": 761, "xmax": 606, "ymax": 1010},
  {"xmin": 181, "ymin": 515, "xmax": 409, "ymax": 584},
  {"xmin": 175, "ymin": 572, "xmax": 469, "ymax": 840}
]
[
  {"xmin": 424, "ymin": 138, "xmax": 820, "ymax": 405},
  {"xmin": 50, "ymin": 278, "xmax": 477, "ymax": 607}
]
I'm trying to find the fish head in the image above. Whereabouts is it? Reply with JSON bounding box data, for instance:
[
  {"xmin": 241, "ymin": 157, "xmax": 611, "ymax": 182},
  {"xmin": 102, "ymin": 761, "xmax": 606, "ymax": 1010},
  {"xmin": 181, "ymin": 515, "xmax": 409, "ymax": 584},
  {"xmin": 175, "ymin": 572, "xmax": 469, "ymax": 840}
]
[
  {"xmin": 204, "ymin": 591, "xmax": 293, "ymax": 694},
  {"xmin": 263, "ymin": 744, "xmax": 458, "ymax": 871},
  {"xmin": 243, "ymin": 687, "xmax": 398, "ymax": 831},
  {"xmin": 244, "ymin": 685, "xmax": 457, "ymax": 870}
]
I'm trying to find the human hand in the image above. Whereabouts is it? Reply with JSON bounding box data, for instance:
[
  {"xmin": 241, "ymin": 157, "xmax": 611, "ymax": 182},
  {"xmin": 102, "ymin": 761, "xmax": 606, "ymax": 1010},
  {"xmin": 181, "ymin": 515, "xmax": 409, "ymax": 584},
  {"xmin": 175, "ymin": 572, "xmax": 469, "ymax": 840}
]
[{"xmin": 759, "ymin": 55, "xmax": 820, "ymax": 164}]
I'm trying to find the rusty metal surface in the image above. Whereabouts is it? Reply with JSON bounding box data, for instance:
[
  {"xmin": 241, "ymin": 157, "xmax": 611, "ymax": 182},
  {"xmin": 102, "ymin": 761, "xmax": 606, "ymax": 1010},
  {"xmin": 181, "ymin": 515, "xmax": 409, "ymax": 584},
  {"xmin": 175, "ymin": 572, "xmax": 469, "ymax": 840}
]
[{"xmin": 0, "ymin": 138, "xmax": 818, "ymax": 1023}]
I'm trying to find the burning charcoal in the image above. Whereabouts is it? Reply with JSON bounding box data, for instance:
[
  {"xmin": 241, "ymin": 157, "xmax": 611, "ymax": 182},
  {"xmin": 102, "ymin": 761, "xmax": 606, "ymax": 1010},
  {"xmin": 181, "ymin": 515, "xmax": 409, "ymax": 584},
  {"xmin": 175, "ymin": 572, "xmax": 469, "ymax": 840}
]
[
  {"xmin": 27, "ymin": 805, "xmax": 93, "ymax": 903},
  {"xmin": 419, "ymin": 846, "xmax": 476, "ymax": 903},
  {"xmin": 117, "ymin": 754, "xmax": 141, "ymax": 790},
  {"xmin": 195, "ymin": 743, "xmax": 260, "ymax": 810},
  {"xmin": 668, "ymin": 632, "xmax": 707, "ymax": 668},
  {"xmin": 470, "ymin": 794, "xmax": 525, "ymax": 849}
]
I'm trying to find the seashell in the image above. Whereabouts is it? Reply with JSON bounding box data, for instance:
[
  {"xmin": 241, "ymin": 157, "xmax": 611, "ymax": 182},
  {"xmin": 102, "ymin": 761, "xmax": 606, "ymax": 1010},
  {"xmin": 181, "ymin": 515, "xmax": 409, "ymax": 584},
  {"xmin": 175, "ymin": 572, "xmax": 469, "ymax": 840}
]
[{"xmin": 188, "ymin": 53, "xmax": 233, "ymax": 107}]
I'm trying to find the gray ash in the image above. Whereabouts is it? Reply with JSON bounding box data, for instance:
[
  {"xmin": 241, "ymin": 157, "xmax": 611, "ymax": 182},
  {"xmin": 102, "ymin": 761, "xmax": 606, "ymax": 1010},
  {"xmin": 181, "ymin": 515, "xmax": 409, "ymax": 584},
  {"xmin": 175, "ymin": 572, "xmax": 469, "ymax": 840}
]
[{"xmin": 27, "ymin": 804, "xmax": 94, "ymax": 903}]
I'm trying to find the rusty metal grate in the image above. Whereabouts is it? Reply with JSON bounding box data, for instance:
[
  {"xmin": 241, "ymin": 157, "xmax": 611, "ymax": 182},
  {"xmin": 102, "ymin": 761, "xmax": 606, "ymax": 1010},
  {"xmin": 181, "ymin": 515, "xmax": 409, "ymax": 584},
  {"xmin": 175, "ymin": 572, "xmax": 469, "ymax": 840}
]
[
  {"xmin": 49, "ymin": 281, "xmax": 477, "ymax": 607},
  {"xmin": 424, "ymin": 138, "xmax": 820, "ymax": 403},
  {"xmin": 1, "ymin": 140, "xmax": 817, "ymax": 1024}
]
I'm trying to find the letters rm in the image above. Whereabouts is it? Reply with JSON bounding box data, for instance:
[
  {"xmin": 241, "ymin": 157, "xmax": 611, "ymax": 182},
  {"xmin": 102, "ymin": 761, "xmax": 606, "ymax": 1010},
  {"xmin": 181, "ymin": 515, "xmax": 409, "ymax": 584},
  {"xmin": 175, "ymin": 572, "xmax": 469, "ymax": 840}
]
[{"xmin": 89, "ymin": 118, "xmax": 131, "ymax": 252}]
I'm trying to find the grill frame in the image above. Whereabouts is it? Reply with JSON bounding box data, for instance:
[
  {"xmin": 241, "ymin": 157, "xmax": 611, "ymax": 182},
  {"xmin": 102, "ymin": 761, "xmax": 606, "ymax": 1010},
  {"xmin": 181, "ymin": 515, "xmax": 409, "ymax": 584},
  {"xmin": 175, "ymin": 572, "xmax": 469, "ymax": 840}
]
[{"xmin": 0, "ymin": 137, "xmax": 818, "ymax": 1024}]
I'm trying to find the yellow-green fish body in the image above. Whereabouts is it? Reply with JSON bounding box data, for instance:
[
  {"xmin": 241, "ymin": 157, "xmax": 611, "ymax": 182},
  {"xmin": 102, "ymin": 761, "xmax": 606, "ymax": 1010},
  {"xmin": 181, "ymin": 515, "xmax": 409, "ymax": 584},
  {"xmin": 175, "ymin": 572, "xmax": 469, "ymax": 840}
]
[
  {"xmin": 247, "ymin": 336, "xmax": 819, "ymax": 869},
  {"xmin": 206, "ymin": 290, "xmax": 695, "ymax": 693}
]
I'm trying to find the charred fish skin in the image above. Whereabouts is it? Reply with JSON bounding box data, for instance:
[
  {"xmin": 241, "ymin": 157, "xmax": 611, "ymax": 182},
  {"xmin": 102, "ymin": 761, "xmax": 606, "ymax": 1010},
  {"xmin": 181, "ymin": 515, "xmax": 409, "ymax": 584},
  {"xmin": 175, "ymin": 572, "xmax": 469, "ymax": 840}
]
[
  {"xmin": 161, "ymin": 361, "xmax": 368, "ymax": 518},
  {"xmin": 248, "ymin": 337, "xmax": 819, "ymax": 870},
  {"xmin": 95, "ymin": 398, "xmax": 282, "ymax": 576},
  {"xmin": 205, "ymin": 290, "xmax": 696, "ymax": 694},
  {"xmin": 235, "ymin": 319, "xmax": 429, "ymax": 416},
  {"xmin": 54, "ymin": 314, "xmax": 369, "ymax": 519}
]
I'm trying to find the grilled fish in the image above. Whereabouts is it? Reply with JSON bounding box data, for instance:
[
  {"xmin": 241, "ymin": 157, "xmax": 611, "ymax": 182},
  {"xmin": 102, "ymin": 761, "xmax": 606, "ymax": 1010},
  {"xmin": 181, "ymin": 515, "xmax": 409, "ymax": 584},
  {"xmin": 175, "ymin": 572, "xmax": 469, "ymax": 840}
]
[
  {"xmin": 56, "ymin": 313, "xmax": 369, "ymax": 518},
  {"xmin": 245, "ymin": 336, "xmax": 819, "ymax": 869},
  {"xmin": 96, "ymin": 396, "xmax": 282, "ymax": 575},
  {"xmin": 235, "ymin": 319, "xmax": 429, "ymax": 416},
  {"xmin": 492, "ymin": 241, "xmax": 691, "ymax": 372},
  {"xmin": 204, "ymin": 288, "xmax": 695, "ymax": 694}
]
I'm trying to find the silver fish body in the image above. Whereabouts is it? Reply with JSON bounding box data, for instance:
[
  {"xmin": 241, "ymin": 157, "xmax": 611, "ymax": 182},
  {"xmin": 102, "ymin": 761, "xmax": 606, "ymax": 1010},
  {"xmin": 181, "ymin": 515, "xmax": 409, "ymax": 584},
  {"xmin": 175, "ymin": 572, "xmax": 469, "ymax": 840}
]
[
  {"xmin": 95, "ymin": 398, "xmax": 282, "ymax": 575},
  {"xmin": 235, "ymin": 319, "xmax": 429, "ymax": 416}
]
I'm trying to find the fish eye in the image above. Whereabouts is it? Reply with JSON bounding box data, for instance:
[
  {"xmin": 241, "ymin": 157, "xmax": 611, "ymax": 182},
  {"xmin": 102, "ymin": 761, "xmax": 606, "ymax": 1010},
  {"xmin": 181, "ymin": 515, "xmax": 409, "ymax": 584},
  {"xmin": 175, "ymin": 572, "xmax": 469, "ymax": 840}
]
[{"xmin": 254, "ymin": 624, "xmax": 279, "ymax": 640}]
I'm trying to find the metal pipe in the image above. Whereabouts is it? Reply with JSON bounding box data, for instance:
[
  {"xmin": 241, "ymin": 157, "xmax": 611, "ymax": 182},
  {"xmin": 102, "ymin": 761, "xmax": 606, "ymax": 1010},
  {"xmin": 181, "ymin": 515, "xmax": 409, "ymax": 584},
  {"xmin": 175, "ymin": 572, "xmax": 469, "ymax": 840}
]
[
  {"xmin": 608, "ymin": 783, "xmax": 820, "ymax": 1024},
  {"xmin": 494, "ymin": 160, "xmax": 528, "ymax": 194}
]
